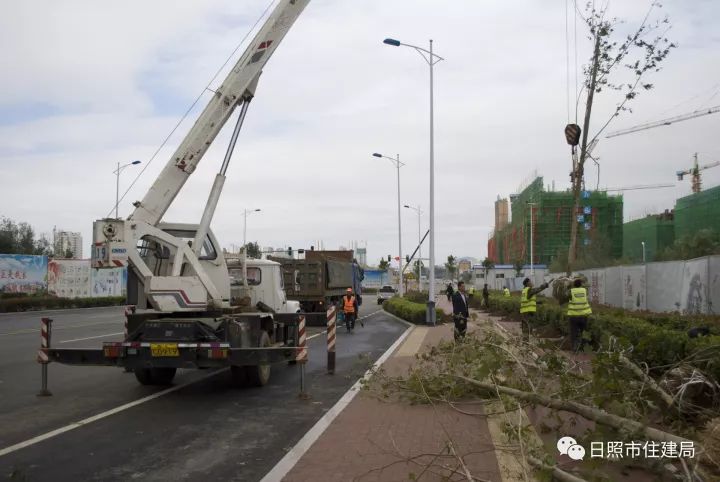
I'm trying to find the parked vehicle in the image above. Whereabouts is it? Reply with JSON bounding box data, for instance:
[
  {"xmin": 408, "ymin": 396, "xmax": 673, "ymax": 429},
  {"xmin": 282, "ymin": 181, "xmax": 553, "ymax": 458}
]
[
  {"xmin": 377, "ymin": 285, "xmax": 396, "ymax": 304},
  {"xmin": 269, "ymin": 250, "xmax": 364, "ymax": 313},
  {"xmin": 47, "ymin": 0, "xmax": 311, "ymax": 387}
]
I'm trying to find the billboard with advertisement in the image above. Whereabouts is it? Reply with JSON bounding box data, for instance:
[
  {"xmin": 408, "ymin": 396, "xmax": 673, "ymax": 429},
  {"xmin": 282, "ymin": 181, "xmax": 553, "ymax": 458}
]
[
  {"xmin": 48, "ymin": 259, "xmax": 91, "ymax": 298},
  {"xmin": 0, "ymin": 254, "xmax": 48, "ymax": 294},
  {"xmin": 91, "ymin": 267, "xmax": 127, "ymax": 297}
]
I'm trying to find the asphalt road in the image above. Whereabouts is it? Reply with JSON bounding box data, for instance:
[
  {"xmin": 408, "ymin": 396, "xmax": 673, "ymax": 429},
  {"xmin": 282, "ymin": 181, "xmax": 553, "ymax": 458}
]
[{"xmin": 0, "ymin": 304, "xmax": 406, "ymax": 481}]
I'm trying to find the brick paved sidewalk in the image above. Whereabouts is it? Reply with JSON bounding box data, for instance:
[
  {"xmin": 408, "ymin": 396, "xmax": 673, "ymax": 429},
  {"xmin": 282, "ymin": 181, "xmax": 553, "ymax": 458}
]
[{"xmin": 282, "ymin": 302, "xmax": 508, "ymax": 482}]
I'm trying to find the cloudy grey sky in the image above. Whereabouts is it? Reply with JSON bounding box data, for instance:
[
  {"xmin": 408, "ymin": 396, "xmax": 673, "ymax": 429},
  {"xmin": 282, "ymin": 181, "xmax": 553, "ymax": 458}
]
[{"xmin": 1, "ymin": 0, "xmax": 719, "ymax": 268}]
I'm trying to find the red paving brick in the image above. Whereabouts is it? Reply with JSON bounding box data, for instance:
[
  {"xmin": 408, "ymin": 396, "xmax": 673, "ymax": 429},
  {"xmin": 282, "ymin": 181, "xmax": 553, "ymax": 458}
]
[{"xmin": 283, "ymin": 301, "xmax": 503, "ymax": 482}]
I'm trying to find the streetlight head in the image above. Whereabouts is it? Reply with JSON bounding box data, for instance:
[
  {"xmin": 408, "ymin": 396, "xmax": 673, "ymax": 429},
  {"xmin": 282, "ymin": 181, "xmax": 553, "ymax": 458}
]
[
  {"xmin": 383, "ymin": 38, "xmax": 401, "ymax": 47},
  {"xmin": 403, "ymin": 204, "xmax": 410, "ymax": 208},
  {"xmin": 255, "ymin": 209, "xmax": 261, "ymax": 212},
  {"xmin": 372, "ymin": 153, "xmax": 382, "ymax": 158},
  {"xmin": 131, "ymin": 160, "xmax": 141, "ymax": 165}
]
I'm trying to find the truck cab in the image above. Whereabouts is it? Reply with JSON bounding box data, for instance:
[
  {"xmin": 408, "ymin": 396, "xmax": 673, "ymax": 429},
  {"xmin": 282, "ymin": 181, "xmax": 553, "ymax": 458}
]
[{"xmin": 227, "ymin": 258, "xmax": 301, "ymax": 314}]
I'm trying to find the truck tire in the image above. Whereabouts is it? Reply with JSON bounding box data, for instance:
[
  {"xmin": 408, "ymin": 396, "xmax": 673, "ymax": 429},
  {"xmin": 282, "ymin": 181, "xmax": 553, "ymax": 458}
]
[
  {"xmin": 230, "ymin": 365, "xmax": 248, "ymax": 387},
  {"xmin": 151, "ymin": 367, "xmax": 177, "ymax": 385},
  {"xmin": 134, "ymin": 368, "xmax": 154, "ymax": 385},
  {"xmin": 245, "ymin": 331, "xmax": 271, "ymax": 387},
  {"xmin": 133, "ymin": 367, "xmax": 176, "ymax": 386}
]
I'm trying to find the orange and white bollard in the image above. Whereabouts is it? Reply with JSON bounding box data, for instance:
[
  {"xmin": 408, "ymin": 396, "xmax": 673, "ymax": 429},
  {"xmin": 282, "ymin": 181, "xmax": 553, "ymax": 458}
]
[
  {"xmin": 296, "ymin": 314, "xmax": 308, "ymax": 398},
  {"xmin": 37, "ymin": 317, "xmax": 53, "ymax": 397},
  {"xmin": 327, "ymin": 307, "xmax": 336, "ymax": 375}
]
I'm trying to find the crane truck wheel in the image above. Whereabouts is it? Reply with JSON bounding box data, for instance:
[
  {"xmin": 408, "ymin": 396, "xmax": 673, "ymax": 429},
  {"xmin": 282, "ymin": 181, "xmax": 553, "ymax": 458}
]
[
  {"xmin": 245, "ymin": 331, "xmax": 272, "ymax": 387},
  {"xmin": 133, "ymin": 367, "xmax": 177, "ymax": 386}
]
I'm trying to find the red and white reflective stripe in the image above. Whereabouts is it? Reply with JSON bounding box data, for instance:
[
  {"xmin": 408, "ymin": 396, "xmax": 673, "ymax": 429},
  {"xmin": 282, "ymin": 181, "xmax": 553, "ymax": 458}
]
[
  {"xmin": 37, "ymin": 317, "xmax": 51, "ymax": 364},
  {"xmin": 327, "ymin": 307, "xmax": 336, "ymax": 353},
  {"xmin": 296, "ymin": 315, "xmax": 307, "ymax": 362},
  {"xmin": 103, "ymin": 342, "xmax": 231, "ymax": 348}
]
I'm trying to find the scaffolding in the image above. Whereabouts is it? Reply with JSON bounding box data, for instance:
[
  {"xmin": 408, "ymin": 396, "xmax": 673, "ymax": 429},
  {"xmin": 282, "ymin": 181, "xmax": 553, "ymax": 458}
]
[
  {"xmin": 674, "ymin": 184, "xmax": 720, "ymax": 239},
  {"xmin": 622, "ymin": 213, "xmax": 675, "ymax": 262},
  {"xmin": 489, "ymin": 177, "xmax": 623, "ymax": 265}
]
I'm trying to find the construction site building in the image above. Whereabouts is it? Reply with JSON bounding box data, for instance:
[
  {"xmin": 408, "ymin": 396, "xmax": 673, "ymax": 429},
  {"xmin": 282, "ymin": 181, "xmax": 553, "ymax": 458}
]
[
  {"xmin": 488, "ymin": 177, "xmax": 623, "ymax": 266},
  {"xmin": 674, "ymin": 184, "xmax": 720, "ymax": 240},
  {"xmin": 494, "ymin": 198, "xmax": 509, "ymax": 232},
  {"xmin": 622, "ymin": 210, "xmax": 675, "ymax": 263}
]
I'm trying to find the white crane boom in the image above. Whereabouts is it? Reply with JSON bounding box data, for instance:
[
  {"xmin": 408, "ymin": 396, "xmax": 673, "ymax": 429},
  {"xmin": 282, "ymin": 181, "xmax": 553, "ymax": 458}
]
[
  {"xmin": 602, "ymin": 183, "xmax": 674, "ymax": 192},
  {"xmin": 606, "ymin": 105, "xmax": 720, "ymax": 138},
  {"xmin": 93, "ymin": 0, "xmax": 311, "ymax": 312},
  {"xmin": 129, "ymin": 0, "xmax": 310, "ymax": 226}
]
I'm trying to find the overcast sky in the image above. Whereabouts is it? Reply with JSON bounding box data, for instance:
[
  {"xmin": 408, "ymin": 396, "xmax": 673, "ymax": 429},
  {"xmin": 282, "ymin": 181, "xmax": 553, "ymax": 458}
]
[{"xmin": 1, "ymin": 0, "xmax": 719, "ymax": 268}]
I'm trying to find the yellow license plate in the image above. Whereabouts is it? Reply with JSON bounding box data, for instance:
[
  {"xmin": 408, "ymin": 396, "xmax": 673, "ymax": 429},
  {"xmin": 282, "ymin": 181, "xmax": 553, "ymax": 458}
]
[{"xmin": 150, "ymin": 343, "xmax": 179, "ymax": 357}]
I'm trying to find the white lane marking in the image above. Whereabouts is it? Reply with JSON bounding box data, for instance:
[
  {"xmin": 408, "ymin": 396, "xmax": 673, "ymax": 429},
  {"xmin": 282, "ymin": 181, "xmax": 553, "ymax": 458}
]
[
  {"xmin": 0, "ymin": 368, "xmax": 228, "ymax": 458},
  {"xmin": 0, "ymin": 321, "xmax": 120, "ymax": 337},
  {"xmin": 59, "ymin": 332, "xmax": 124, "ymax": 344},
  {"xmin": 307, "ymin": 332, "xmax": 323, "ymax": 341},
  {"xmin": 260, "ymin": 316, "xmax": 413, "ymax": 482}
]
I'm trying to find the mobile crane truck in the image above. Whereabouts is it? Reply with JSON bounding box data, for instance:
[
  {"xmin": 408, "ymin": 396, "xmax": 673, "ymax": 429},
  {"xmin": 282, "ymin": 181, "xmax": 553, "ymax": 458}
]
[{"xmin": 47, "ymin": 0, "xmax": 312, "ymax": 387}]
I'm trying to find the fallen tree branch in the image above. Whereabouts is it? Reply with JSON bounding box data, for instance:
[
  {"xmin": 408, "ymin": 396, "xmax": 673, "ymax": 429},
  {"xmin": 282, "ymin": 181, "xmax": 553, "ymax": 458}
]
[
  {"xmin": 527, "ymin": 455, "xmax": 588, "ymax": 482},
  {"xmin": 618, "ymin": 354, "xmax": 675, "ymax": 408},
  {"xmin": 455, "ymin": 375, "xmax": 692, "ymax": 445}
]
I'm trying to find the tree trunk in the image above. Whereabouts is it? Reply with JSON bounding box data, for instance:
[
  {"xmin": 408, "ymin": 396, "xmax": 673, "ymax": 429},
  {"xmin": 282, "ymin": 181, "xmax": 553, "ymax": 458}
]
[{"xmin": 568, "ymin": 32, "xmax": 602, "ymax": 276}]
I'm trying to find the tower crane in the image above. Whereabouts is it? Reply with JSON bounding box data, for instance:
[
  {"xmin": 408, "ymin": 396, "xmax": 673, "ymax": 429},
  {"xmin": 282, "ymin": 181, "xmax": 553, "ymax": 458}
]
[
  {"xmin": 677, "ymin": 153, "xmax": 720, "ymax": 193},
  {"xmin": 606, "ymin": 105, "xmax": 720, "ymax": 138},
  {"xmin": 602, "ymin": 183, "xmax": 674, "ymax": 192}
]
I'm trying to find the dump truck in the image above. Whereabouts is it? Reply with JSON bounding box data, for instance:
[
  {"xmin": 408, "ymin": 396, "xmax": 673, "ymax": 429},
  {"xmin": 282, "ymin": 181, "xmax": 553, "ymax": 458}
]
[
  {"xmin": 269, "ymin": 250, "xmax": 364, "ymax": 313},
  {"xmin": 46, "ymin": 0, "xmax": 312, "ymax": 387}
]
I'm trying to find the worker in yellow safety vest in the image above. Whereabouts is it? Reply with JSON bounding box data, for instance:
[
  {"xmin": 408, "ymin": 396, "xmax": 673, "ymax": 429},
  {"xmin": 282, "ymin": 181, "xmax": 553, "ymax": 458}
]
[
  {"xmin": 503, "ymin": 287, "xmax": 511, "ymax": 297},
  {"xmin": 342, "ymin": 287, "xmax": 360, "ymax": 333},
  {"xmin": 567, "ymin": 278, "xmax": 592, "ymax": 351},
  {"xmin": 519, "ymin": 277, "xmax": 549, "ymax": 341}
]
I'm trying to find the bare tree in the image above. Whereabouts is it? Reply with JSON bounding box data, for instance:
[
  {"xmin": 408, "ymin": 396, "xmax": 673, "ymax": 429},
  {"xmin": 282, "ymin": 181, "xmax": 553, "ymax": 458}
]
[{"xmin": 567, "ymin": 1, "xmax": 675, "ymax": 273}]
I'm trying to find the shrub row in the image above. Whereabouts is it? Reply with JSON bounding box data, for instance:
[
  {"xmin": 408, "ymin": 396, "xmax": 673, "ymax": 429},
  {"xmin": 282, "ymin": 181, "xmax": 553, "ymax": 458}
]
[
  {"xmin": 383, "ymin": 297, "xmax": 447, "ymax": 325},
  {"xmin": 0, "ymin": 296, "xmax": 127, "ymax": 312},
  {"xmin": 475, "ymin": 292, "xmax": 720, "ymax": 381},
  {"xmin": 403, "ymin": 290, "xmax": 429, "ymax": 303}
]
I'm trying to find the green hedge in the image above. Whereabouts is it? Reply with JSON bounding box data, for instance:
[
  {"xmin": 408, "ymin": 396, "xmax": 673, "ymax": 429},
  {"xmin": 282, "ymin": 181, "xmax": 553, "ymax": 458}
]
[
  {"xmin": 383, "ymin": 297, "xmax": 447, "ymax": 325},
  {"xmin": 0, "ymin": 296, "xmax": 127, "ymax": 312},
  {"xmin": 403, "ymin": 290, "xmax": 429, "ymax": 303},
  {"xmin": 474, "ymin": 292, "xmax": 720, "ymax": 381}
]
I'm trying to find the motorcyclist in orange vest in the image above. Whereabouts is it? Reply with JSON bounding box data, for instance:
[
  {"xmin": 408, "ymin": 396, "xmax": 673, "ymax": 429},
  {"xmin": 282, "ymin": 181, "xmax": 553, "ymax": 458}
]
[{"xmin": 343, "ymin": 287, "xmax": 360, "ymax": 333}]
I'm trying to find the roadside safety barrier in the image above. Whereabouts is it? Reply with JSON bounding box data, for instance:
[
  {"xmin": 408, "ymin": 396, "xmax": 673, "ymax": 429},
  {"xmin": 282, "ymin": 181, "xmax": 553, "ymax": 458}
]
[
  {"xmin": 296, "ymin": 314, "xmax": 308, "ymax": 399},
  {"xmin": 327, "ymin": 306, "xmax": 336, "ymax": 375},
  {"xmin": 37, "ymin": 317, "xmax": 53, "ymax": 397}
]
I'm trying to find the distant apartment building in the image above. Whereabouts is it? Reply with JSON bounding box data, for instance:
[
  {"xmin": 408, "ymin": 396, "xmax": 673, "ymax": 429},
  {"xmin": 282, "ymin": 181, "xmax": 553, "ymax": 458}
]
[{"xmin": 54, "ymin": 230, "xmax": 83, "ymax": 259}]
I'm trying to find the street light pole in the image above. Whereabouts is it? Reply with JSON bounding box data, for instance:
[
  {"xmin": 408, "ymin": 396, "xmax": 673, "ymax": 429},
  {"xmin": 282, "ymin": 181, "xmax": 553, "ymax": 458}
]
[
  {"xmin": 113, "ymin": 160, "xmax": 141, "ymax": 219},
  {"xmin": 404, "ymin": 204, "xmax": 423, "ymax": 291},
  {"xmin": 383, "ymin": 37, "xmax": 443, "ymax": 324},
  {"xmin": 373, "ymin": 153, "xmax": 404, "ymax": 297},
  {"xmin": 641, "ymin": 241, "xmax": 646, "ymax": 264},
  {"xmin": 242, "ymin": 208, "xmax": 261, "ymax": 287}
]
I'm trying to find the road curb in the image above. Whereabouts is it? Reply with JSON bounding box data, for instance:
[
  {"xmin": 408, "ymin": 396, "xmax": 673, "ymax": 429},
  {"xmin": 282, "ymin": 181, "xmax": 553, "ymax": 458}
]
[{"xmin": 260, "ymin": 318, "xmax": 413, "ymax": 482}]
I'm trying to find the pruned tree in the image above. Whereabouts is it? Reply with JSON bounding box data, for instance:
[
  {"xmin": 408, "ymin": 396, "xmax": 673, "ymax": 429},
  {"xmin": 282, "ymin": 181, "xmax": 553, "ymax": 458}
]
[
  {"xmin": 378, "ymin": 257, "xmax": 390, "ymax": 271},
  {"xmin": 243, "ymin": 241, "xmax": 262, "ymax": 259},
  {"xmin": 481, "ymin": 257, "xmax": 494, "ymax": 281},
  {"xmin": 567, "ymin": 1, "xmax": 676, "ymax": 274},
  {"xmin": 444, "ymin": 255, "xmax": 457, "ymax": 281},
  {"xmin": 413, "ymin": 259, "xmax": 424, "ymax": 280}
]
